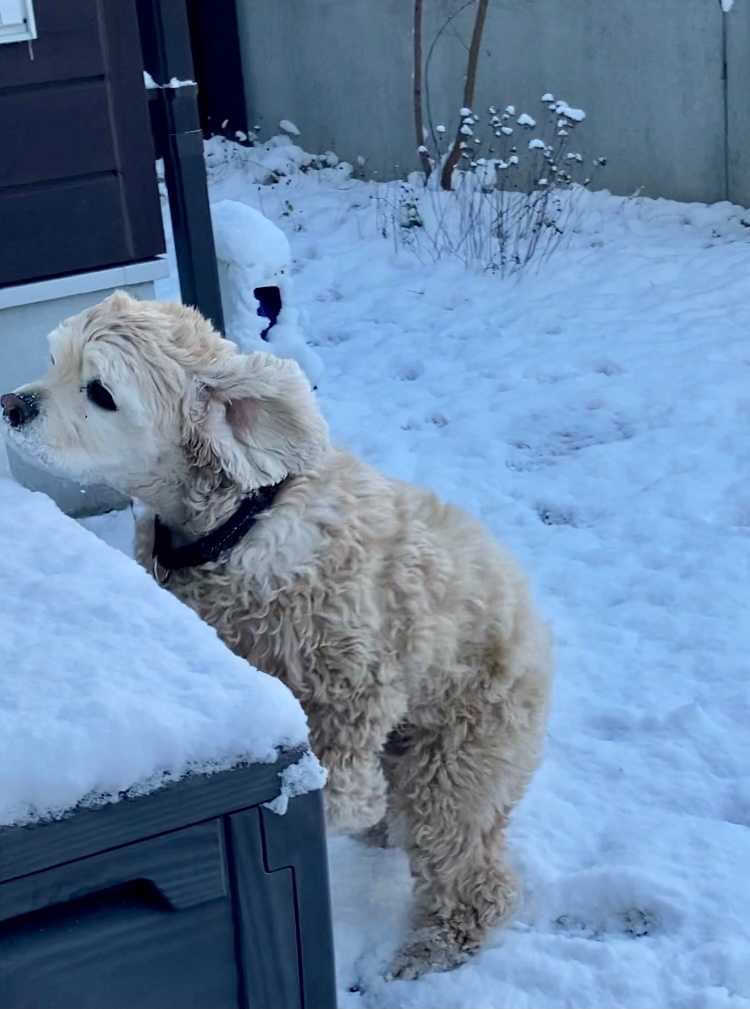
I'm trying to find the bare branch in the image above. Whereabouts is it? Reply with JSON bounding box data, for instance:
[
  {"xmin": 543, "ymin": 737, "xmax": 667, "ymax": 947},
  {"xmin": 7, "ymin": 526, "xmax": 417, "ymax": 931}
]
[
  {"xmin": 425, "ymin": 0, "xmax": 475, "ymax": 151},
  {"xmin": 440, "ymin": 0, "xmax": 490, "ymax": 191}
]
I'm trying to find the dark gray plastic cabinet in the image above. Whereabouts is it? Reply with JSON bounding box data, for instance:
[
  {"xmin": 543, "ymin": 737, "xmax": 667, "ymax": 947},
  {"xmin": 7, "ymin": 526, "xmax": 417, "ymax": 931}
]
[{"xmin": 0, "ymin": 750, "xmax": 337, "ymax": 1009}]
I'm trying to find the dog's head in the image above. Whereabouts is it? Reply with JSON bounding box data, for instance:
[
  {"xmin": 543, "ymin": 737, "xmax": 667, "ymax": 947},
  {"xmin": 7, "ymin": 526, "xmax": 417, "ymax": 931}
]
[{"xmin": 1, "ymin": 291, "xmax": 329, "ymax": 508}]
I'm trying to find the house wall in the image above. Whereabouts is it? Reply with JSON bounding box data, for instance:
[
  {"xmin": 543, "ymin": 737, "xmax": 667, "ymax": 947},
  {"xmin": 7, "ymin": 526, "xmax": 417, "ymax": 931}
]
[
  {"xmin": 236, "ymin": 0, "xmax": 743, "ymax": 205},
  {"xmin": 0, "ymin": 0, "xmax": 164, "ymax": 288}
]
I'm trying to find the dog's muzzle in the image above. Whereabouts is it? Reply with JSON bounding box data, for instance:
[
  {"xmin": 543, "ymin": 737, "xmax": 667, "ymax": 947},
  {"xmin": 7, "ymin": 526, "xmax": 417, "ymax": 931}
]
[{"xmin": 1, "ymin": 392, "xmax": 40, "ymax": 429}]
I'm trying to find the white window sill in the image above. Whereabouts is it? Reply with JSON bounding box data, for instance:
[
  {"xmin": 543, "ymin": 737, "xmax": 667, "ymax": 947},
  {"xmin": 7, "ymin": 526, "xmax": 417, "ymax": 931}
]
[{"xmin": 0, "ymin": 258, "xmax": 170, "ymax": 310}]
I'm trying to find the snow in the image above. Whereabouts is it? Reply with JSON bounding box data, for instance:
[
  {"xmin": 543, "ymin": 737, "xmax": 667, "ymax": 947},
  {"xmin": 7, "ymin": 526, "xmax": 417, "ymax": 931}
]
[
  {"xmin": 211, "ymin": 198, "xmax": 291, "ymax": 279},
  {"xmin": 165, "ymin": 77, "xmax": 196, "ymax": 89},
  {"xmin": 0, "ymin": 478, "xmax": 313, "ymax": 827},
  {"xmin": 263, "ymin": 750, "xmax": 328, "ymax": 815},
  {"xmin": 143, "ymin": 71, "xmax": 197, "ymax": 90},
  {"xmin": 517, "ymin": 112, "xmax": 536, "ymax": 127},
  {"xmin": 554, "ymin": 100, "xmax": 586, "ymax": 123},
  {"xmin": 722, "ymin": 0, "xmax": 734, "ymax": 11},
  {"xmin": 280, "ymin": 118, "xmax": 301, "ymax": 136},
  {"xmin": 11, "ymin": 131, "xmax": 750, "ymax": 1004}
]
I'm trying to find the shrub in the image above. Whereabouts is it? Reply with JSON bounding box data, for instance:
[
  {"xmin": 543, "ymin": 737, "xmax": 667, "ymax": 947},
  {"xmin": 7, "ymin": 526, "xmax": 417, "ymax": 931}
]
[{"xmin": 377, "ymin": 94, "xmax": 607, "ymax": 276}]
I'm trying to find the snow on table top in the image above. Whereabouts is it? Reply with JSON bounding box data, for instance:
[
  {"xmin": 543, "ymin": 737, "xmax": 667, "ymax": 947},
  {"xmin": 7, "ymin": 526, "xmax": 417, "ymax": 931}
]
[{"xmin": 0, "ymin": 478, "xmax": 310, "ymax": 828}]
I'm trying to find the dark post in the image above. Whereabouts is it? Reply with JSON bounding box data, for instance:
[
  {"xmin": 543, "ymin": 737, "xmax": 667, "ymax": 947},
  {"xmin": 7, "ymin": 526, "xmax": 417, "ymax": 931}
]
[
  {"xmin": 136, "ymin": 0, "xmax": 225, "ymax": 332},
  {"xmin": 186, "ymin": 0, "xmax": 250, "ymax": 142}
]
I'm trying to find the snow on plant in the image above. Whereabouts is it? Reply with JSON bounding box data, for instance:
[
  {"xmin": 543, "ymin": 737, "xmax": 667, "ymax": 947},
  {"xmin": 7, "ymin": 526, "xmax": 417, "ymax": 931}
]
[
  {"xmin": 203, "ymin": 130, "xmax": 348, "ymax": 188},
  {"xmin": 377, "ymin": 93, "xmax": 606, "ymax": 277}
]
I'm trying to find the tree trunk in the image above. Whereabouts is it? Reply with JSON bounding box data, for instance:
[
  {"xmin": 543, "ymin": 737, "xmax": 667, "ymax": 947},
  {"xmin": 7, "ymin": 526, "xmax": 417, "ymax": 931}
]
[
  {"xmin": 413, "ymin": 0, "xmax": 432, "ymax": 179},
  {"xmin": 440, "ymin": 0, "xmax": 490, "ymax": 191}
]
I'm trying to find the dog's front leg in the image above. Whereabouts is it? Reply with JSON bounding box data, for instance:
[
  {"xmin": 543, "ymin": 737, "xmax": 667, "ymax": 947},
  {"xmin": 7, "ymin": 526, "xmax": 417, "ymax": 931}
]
[
  {"xmin": 316, "ymin": 738, "xmax": 387, "ymax": 835},
  {"xmin": 304, "ymin": 649, "xmax": 406, "ymax": 835}
]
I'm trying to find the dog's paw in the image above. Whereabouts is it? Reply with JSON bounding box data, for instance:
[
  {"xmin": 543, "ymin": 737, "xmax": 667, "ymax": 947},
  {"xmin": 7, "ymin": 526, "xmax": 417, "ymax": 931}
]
[
  {"xmin": 388, "ymin": 924, "xmax": 477, "ymax": 981},
  {"xmin": 324, "ymin": 786, "xmax": 386, "ymax": 836}
]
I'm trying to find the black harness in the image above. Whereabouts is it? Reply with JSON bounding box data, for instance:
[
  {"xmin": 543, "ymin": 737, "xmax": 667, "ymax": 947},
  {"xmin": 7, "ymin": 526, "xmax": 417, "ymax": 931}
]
[{"xmin": 152, "ymin": 481, "xmax": 283, "ymax": 584}]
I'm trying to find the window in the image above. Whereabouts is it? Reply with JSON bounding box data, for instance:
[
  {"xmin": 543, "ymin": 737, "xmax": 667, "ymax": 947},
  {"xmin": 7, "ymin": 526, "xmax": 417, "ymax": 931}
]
[{"xmin": 0, "ymin": 0, "xmax": 37, "ymax": 45}]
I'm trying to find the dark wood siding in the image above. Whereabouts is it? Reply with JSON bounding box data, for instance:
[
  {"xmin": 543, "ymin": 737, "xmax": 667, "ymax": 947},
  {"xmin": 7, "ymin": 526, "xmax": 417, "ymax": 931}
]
[{"xmin": 0, "ymin": 0, "xmax": 164, "ymax": 287}]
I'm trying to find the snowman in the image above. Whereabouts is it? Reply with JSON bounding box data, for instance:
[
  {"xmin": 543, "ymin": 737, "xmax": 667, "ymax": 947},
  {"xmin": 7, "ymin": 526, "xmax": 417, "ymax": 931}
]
[{"xmin": 210, "ymin": 200, "xmax": 322, "ymax": 387}]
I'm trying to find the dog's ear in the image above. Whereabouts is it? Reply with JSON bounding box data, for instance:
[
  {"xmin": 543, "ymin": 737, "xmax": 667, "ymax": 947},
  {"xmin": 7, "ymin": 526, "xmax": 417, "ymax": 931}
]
[
  {"xmin": 100, "ymin": 289, "xmax": 138, "ymax": 313},
  {"xmin": 183, "ymin": 351, "xmax": 330, "ymax": 488}
]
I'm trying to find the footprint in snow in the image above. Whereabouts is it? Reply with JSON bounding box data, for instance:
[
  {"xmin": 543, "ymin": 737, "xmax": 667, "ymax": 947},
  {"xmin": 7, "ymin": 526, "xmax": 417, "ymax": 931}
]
[
  {"xmin": 401, "ymin": 412, "xmax": 449, "ymax": 432},
  {"xmin": 538, "ymin": 868, "xmax": 682, "ymax": 944},
  {"xmin": 535, "ymin": 503, "xmax": 578, "ymax": 528},
  {"xmin": 554, "ymin": 907, "xmax": 660, "ymax": 941},
  {"xmin": 594, "ymin": 359, "xmax": 625, "ymax": 377},
  {"xmin": 506, "ymin": 417, "xmax": 634, "ymax": 471},
  {"xmin": 395, "ymin": 363, "xmax": 424, "ymax": 382}
]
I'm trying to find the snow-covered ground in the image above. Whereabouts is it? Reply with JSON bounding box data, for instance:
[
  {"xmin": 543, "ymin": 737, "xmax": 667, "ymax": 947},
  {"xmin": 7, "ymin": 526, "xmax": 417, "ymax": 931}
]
[{"xmin": 8, "ymin": 135, "xmax": 750, "ymax": 1006}]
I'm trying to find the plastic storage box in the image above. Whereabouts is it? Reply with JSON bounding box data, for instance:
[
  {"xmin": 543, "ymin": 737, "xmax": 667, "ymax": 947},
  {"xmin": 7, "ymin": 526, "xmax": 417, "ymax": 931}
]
[{"xmin": 0, "ymin": 749, "xmax": 337, "ymax": 1009}]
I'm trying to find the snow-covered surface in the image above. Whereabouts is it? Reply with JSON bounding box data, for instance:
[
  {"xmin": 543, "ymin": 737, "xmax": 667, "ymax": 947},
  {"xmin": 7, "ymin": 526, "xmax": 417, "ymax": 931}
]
[
  {"xmin": 0, "ymin": 478, "xmax": 312, "ymax": 827},
  {"xmin": 143, "ymin": 71, "xmax": 196, "ymax": 90},
  {"xmin": 8, "ymin": 132, "xmax": 742, "ymax": 1002},
  {"xmin": 211, "ymin": 198, "xmax": 291, "ymax": 279},
  {"xmin": 552, "ymin": 100, "xmax": 585, "ymax": 122}
]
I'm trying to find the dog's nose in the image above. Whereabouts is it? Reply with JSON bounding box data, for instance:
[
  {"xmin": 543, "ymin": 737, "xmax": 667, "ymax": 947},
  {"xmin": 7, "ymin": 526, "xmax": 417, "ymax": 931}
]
[{"xmin": 1, "ymin": 392, "xmax": 39, "ymax": 428}]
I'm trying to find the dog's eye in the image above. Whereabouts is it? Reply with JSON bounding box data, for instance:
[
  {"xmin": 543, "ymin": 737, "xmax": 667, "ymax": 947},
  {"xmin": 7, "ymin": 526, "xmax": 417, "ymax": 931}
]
[{"xmin": 86, "ymin": 380, "xmax": 117, "ymax": 412}]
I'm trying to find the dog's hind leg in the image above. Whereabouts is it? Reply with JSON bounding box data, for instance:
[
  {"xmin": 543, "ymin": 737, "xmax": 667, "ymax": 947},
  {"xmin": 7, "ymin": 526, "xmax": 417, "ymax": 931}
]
[
  {"xmin": 357, "ymin": 724, "xmax": 413, "ymax": 848},
  {"xmin": 389, "ymin": 631, "xmax": 550, "ymax": 978}
]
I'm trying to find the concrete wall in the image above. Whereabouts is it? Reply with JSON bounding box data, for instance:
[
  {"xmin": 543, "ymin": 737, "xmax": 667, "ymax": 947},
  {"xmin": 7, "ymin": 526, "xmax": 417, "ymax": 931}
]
[
  {"xmin": 727, "ymin": 0, "xmax": 750, "ymax": 207},
  {"xmin": 237, "ymin": 0, "xmax": 745, "ymax": 206}
]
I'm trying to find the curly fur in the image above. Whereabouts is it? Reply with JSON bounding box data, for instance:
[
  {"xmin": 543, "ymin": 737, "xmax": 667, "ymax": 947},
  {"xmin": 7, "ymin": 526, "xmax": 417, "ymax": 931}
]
[{"xmin": 4, "ymin": 291, "xmax": 553, "ymax": 979}]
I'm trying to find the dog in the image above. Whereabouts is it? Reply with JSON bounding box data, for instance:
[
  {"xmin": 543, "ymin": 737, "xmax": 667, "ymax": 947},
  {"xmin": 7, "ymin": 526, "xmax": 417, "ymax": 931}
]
[{"xmin": 1, "ymin": 291, "xmax": 552, "ymax": 979}]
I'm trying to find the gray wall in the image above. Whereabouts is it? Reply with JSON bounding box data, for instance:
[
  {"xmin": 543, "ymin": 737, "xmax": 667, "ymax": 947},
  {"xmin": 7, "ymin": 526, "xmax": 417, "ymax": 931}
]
[
  {"xmin": 727, "ymin": 1, "xmax": 750, "ymax": 206},
  {"xmin": 237, "ymin": 0, "xmax": 750, "ymax": 206}
]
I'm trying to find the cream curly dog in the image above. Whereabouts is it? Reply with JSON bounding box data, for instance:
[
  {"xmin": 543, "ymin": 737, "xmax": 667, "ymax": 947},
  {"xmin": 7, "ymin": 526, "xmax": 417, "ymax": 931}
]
[{"xmin": 1, "ymin": 292, "xmax": 552, "ymax": 979}]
